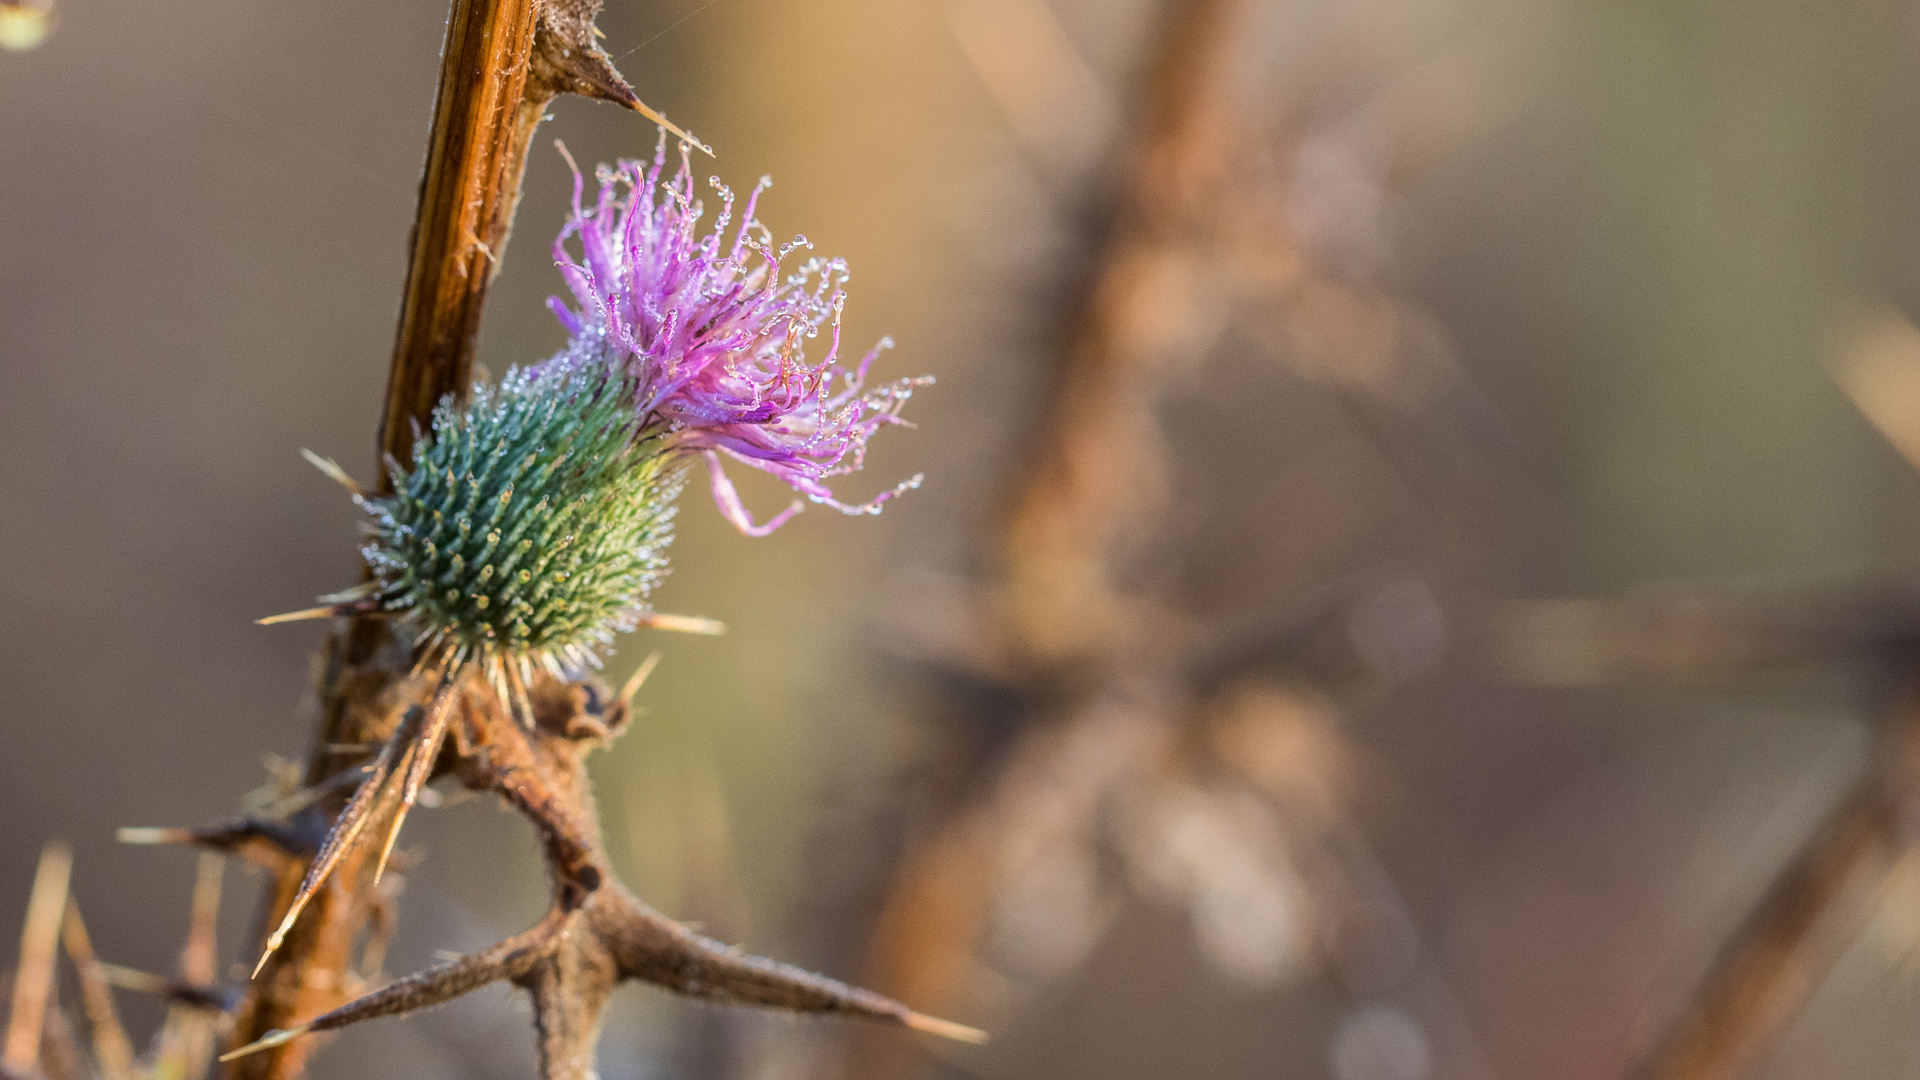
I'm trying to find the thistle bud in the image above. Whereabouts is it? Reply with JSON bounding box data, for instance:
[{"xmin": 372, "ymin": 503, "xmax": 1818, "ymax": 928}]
[{"xmin": 359, "ymin": 351, "xmax": 682, "ymax": 674}]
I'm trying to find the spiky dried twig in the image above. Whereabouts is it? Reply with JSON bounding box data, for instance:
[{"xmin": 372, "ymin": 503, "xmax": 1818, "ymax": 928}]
[
  {"xmin": 216, "ymin": 669, "xmax": 979, "ymax": 1080},
  {"xmin": 216, "ymin": 2, "xmax": 696, "ymax": 1075},
  {"xmin": 147, "ymin": 854, "xmax": 227, "ymax": 1080}
]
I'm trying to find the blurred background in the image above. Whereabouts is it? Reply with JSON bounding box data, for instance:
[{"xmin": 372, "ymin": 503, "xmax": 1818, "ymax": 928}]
[{"xmin": 10, "ymin": 0, "xmax": 1920, "ymax": 1078}]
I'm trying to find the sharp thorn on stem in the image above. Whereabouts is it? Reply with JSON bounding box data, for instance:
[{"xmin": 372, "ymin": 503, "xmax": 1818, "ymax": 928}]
[
  {"xmin": 619, "ymin": 650, "xmax": 663, "ymax": 707},
  {"xmin": 256, "ymin": 606, "xmax": 343, "ymax": 626},
  {"xmin": 217, "ymin": 1024, "xmax": 310, "ymax": 1063},
  {"xmin": 636, "ymin": 612, "xmax": 726, "ymax": 635},
  {"xmin": 257, "ymin": 601, "xmax": 385, "ymax": 626},
  {"xmin": 373, "ymin": 671, "xmax": 459, "ymax": 884},
  {"xmin": 904, "ymin": 1012, "xmax": 991, "ymax": 1045},
  {"xmin": 252, "ymin": 713, "xmax": 412, "ymax": 977},
  {"xmin": 300, "ymin": 448, "xmax": 365, "ymax": 496},
  {"xmin": 115, "ymin": 827, "xmax": 194, "ymax": 846},
  {"xmin": 629, "ymin": 98, "xmax": 713, "ymax": 157}
]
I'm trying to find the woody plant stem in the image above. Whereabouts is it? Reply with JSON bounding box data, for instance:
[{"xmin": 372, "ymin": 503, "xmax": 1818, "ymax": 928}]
[{"xmin": 226, "ymin": 2, "xmax": 693, "ymax": 1076}]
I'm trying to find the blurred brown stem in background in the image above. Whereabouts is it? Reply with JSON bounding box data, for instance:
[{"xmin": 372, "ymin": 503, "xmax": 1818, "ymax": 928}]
[
  {"xmin": 995, "ymin": 0, "xmax": 1239, "ymax": 665},
  {"xmin": 1503, "ymin": 314, "xmax": 1920, "ymax": 1080},
  {"xmin": 1635, "ymin": 762, "xmax": 1900, "ymax": 1080},
  {"xmin": 819, "ymin": 0, "xmax": 1510, "ymax": 1076},
  {"xmin": 4, "ymin": 843, "xmax": 69, "ymax": 1078},
  {"xmin": 852, "ymin": 0, "xmax": 1248, "ymax": 1032},
  {"xmin": 1509, "ymin": 584, "xmax": 1920, "ymax": 1080},
  {"xmin": 0, "ymin": 848, "xmax": 226, "ymax": 1080}
]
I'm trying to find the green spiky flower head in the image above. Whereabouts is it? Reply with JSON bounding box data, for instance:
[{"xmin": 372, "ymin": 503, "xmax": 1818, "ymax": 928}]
[{"xmin": 357, "ymin": 345, "xmax": 682, "ymax": 676}]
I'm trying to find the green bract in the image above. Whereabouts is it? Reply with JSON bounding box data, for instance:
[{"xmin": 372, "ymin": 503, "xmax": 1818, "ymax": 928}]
[{"xmin": 360, "ymin": 351, "xmax": 681, "ymax": 673}]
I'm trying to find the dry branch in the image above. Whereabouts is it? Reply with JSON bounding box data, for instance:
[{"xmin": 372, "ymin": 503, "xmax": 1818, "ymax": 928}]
[
  {"xmin": 222, "ymin": 2, "xmax": 677, "ymax": 1075},
  {"xmin": 220, "ymin": 672, "xmax": 978, "ymax": 1078},
  {"xmin": 1518, "ymin": 586, "xmax": 1920, "ymax": 1080},
  {"xmin": 828, "ymin": 1, "xmax": 1514, "ymax": 1075}
]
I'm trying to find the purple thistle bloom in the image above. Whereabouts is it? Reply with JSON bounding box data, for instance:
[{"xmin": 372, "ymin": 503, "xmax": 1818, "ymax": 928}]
[{"xmin": 548, "ymin": 136, "xmax": 929, "ymax": 536}]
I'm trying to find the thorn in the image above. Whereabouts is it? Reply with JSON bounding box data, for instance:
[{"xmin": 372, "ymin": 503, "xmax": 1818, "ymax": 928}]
[
  {"xmin": 250, "ymin": 938, "xmax": 278, "ymax": 983},
  {"xmin": 217, "ymin": 1024, "xmax": 310, "ymax": 1063},
  {"xmin": 461, "ymin": 223, "xmax": 498, "ymax": 266},
  {"xmin": 504, "ymin": 658, "xmax": 537, "ymax": 728},
  {"xmin": 619, "ymin": 650, "xmax": 663, "ymax": 707},
  {"xmin": 370, "ymin": 744, "xmax": 420, "ymax": 888},
  {"xmin": 116, "ymin": 827, "xmax": 194, "ymax": 845},
  {"xmin": 96, "ymin": 965, "xmax": 229, "ymax": 1011},
  {"xmin": 318, "ymin": 581, "xmax": 378, "ymax": 605},
  {"xmin": 903, "ymin": 1012, "xmax": 990, "ymax": 1045},
  {"xmin": 236, "ymin": 911, "xmax": 565, "ymax": 1051},
  {"xmin": 252, "ymin": 721, "xmax": 409, "ymax": 977},
  {"xmin": 531, "ymin": 19, "xmax": 713, "ymax": 157},
  {"xmin": 629, "ymin": 97, "xmax": 714, "ymax": 157},
  {"xmin": 95, "ymin": 964, "xmax": 170, "ymax": 995},
  {"xmin": 300, "ymin": 449, "xmax": 365, "ymax": 497},
  {"xmin": 372, "ymin": 669, "xmax": 460, "ymax": 885},
  {"xmin": 636, "ymin": 612, "xmax": 726, "ymax": 635},
  {"xmin": 256, "ymin": 606, "xmax": 345, "ymax": 626}
]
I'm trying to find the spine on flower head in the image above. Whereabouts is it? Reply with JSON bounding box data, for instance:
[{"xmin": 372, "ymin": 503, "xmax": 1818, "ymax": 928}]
[
  {"xmin": 355, "ymin": 348, "xmax": 684, "ymax": 677},
  {"xmin": 549, "ymin": 134, "xmax": 931, "ymax": 536}
]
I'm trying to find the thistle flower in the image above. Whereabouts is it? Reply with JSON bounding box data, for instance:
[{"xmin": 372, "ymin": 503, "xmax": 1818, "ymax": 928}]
[
  {"xmin": 548, "ymin": 136, "xmax": 930, "ymax": 536},
  {"xmin": 253, "ymin": 138, "xmax": 932, "ymax": 973}
]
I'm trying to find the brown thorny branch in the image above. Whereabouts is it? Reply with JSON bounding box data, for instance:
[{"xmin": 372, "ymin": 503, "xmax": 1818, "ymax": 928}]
[
  {"xmin": 1, "ymin": 3, "xmax": 975, "ymax": 1080},
  {"xmin": 822, "ymin": 0, "xmax": 1510, "ymax": 1076},
  {"xmin": 1493, "ymin": 316, "xmax": 1920, "ymax": 1079},
  {"xmin": 1503, "ymin": 584, "xmax": 1920, "ymax": 1080}
]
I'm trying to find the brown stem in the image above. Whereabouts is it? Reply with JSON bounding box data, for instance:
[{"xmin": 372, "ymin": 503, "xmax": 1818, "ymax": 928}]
[
  {"xmin": 830, "ymin": 8, "xmax": 1249, "ymax": 1078},
  {"xmin": 219, "ymin": 676, "xmax": 981, "ymax": 1077},
  {"xmin": 225, "ymin": 1, "xmax": 658, "ymax": 1074},
  {"xmin": 374, "ymin": 0, "xmax": 540, "ymax": 486},
  {"xmin": 1631, "ymin": 686, "xmax": 1920, "ymax": 1080},
  {"xmin": 520, "ymin": 926, "xmax": 618, "ymax": 1080},
  {"xmin": 998, "ymin": 0, "xmax": 1241, "ymax": 664},
  {"xmin": 153, "ymin": 853, "xmax": 226, "ymax": 1080},
  {"xmin": 32, "ymin": 1007, "xmax": 81, "ymax": 1080}
]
